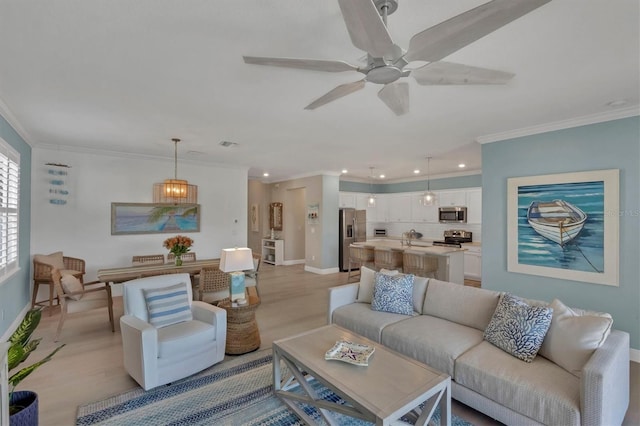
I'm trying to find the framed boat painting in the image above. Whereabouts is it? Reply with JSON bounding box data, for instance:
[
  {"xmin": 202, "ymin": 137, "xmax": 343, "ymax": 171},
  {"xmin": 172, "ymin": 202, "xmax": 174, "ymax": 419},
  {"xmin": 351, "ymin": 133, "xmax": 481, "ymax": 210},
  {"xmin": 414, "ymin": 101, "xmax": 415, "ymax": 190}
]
[{"xmin": 507, "ymin": 169, "xmax": 619, "ymax": 286}]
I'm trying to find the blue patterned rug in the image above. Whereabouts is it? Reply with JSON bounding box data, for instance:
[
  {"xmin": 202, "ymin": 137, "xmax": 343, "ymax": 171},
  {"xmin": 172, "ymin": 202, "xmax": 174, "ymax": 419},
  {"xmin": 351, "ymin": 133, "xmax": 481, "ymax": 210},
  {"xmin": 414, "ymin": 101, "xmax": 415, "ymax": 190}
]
[{"xmin": 76, "ymin": 349, "xmax": 473, "ymax": 425}]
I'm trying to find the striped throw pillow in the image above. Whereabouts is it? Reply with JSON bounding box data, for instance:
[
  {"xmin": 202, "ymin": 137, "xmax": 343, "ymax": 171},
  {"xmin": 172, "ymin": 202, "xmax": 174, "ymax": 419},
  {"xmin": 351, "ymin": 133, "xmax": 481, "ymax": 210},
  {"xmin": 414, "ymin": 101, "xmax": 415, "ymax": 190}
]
[{"xmin": 143, "ymin": 283, "xmax": 193, "ymax": 328}]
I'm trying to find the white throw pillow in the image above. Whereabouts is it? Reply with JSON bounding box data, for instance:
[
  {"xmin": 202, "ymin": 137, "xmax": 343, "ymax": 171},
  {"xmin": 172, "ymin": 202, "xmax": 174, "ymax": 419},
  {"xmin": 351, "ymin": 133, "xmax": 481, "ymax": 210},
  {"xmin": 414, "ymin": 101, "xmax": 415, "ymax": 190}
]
[
  {"xmin": 144, "ymin": 283, "xmax": 193, "ymax": 328},
  {"xmin": 356, "ymin": 267, "xmax": 398, "ymax": 304},
  {"xmin": 538, "ymin": 299, "xmax": 613, "ymax": 377},
  {"xmin": 61, "ymin": 274, "xmax": 84, "ymax": 300},
  {"xmin": 34, "ymin": 251, "xmax": 66, "ymax": 270}
]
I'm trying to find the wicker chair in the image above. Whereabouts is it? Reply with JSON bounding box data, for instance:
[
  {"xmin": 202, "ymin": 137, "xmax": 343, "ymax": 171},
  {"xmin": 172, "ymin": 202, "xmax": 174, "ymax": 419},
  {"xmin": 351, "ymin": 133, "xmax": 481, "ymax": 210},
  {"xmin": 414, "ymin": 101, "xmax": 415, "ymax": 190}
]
[
  {"xmin": 32, "ymin": 253, "xmax": 86, "ymax": 316},
  {"xmin": 347, "ymin": 245, "xmax": 375, "ymax": 281},
  {"xmin": 374, "ymin": 247, "xmax": 403, "ymax": 272},
  {"xmin": 131, "ymin": 254, "xmax": 165, "ymax": 265},
  {"xmin": 402, "ymin": 251, "xmax": 438, "ymax": 278},
  {"xmin": 50, "ymin": 268, "xmax": 114, "ymax": 342},
  {"xmin": 198, "ymin": 267, "xmax": 230, "ymax": 304},
  {"xmin": 167, "ymin": 252, "xmax": 197, "ymax": 263}
]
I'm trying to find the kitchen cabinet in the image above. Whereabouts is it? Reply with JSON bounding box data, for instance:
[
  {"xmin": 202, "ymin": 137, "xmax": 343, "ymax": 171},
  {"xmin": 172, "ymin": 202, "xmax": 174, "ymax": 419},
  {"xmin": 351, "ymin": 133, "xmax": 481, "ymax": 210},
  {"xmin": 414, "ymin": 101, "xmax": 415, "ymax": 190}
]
[
  {"xmin": 466, "ymin": 189, "xmax": 482, "ymax": 224},
  {"xmin": 387, "ymin": 193, "xmax": 413, "ymax": 222},
  {"xmin": 463, "ymin": 244, "xmax": 482, "ymax": 280},
  {"xmin": 411, "ymin": 193, "xmax": 439, "ymax": 222},
  {"xmin": 262, "ymin": 238, "xmax": 284, "ymax": 265},
  {"xmin": 437, "ymin": 190, "xmax": 466, "ymax": 207},
  {"xmin": 339, "ymin": 192, "xmax": 356, "ymax": 208},
  {"xmin": 366, "ymin": 194, "xmax": 389, "ymax": 222}
]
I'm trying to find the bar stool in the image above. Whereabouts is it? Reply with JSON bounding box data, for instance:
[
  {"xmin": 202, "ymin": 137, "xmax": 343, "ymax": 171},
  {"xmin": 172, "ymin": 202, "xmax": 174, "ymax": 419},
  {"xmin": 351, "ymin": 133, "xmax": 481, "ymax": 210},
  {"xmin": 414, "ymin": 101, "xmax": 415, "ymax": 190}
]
[
  {"xmin": 402, "ymin": 251, "xmax": 438, "ymax": 278},
  {"xmin": 374, "ymin": 247, "xmax": 403, "ymax": 272},
  {"xmin": 347, "ymin": 245, "xmax": 375, "ymax": 281}
]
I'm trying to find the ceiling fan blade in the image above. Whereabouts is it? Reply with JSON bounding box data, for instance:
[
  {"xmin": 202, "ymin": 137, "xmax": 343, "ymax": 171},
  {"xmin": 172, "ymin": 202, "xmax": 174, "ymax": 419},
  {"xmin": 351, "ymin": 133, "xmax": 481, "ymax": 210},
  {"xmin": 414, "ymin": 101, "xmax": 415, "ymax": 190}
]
[
  {"xmin": 243, "ymin": 56, "xmax": 359, "ymax": 73},
  {"xmin": 405, "ymin": 0, "xmax": 551, "ymax": 62},
  {"xmin": 377, "ymin": 82, "xmax": 409, "ymax": 116},
  {"xmin": 412, "ymin": 61, "xmax": 514, "ymax": 85},
  {"xmin": 337, "ymin": 0, "xmax": 401, "ymax": 60},
  {"xmin": 305, "ymin": 79, "xmax": 366, "ymax": 110}
]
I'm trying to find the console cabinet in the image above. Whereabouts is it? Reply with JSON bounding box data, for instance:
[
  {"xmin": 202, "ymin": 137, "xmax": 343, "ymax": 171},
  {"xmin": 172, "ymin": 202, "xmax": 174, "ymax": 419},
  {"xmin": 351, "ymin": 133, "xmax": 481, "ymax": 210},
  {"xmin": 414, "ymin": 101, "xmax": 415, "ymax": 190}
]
[{"xmin": 262, "ymin": 239, "xmax": 284, "ymax": 265}]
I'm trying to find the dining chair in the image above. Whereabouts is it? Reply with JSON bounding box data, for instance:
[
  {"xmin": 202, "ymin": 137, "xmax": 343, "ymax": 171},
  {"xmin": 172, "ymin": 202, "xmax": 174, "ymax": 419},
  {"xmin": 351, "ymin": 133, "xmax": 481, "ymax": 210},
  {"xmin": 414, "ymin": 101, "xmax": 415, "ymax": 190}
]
[
  {"xmin": 132, "ymin": 254, "xmax": 165, "ymax": 265},
  {"xmin": 373, "ymin": 247, "xmax": 403, "ymax": 272},
  {"xmin": 198, "ymin": 267, "xmax": 230, "ymax": 304},
  {"xmin": 33, "ymin": 252, "xmax": 86, "ymax": 316},
  {"xmin": 402, "ymin": 251, "xmax": 438, "ymax": 278},
  {"xmin": 167, "ymin": 252, "xmax": 197, "ymax": 263},
  {"xmin": 347, "ymin": 245, "xmax": 375, "ymax": 281},
  {"xmin": 50, "ymin": 268, "xmax": 114, "ymax": 342}
]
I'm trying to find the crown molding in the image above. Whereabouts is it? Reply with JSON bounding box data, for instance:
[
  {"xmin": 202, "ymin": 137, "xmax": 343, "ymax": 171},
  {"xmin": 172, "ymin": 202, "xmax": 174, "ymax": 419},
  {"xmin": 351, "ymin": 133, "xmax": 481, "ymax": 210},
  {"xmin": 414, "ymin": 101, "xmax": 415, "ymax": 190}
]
[
  {"xmin": 477, "ymin": 106, "xmax": 640, "ymax": 144},
  {"xmin": 340, "ymin": 169, "xmax": 481, "ymax": 184},
  {"xmin": 0, "ymin": 96, "xmax": 34, "ymax": 146}
]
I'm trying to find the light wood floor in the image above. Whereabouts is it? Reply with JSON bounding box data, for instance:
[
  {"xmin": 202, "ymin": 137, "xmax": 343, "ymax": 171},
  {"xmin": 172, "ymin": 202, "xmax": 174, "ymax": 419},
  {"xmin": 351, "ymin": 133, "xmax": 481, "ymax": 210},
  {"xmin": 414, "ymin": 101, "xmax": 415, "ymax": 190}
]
[{"xmin": 21, "ymin": 263, "xmax": 639, "ymax": 425}]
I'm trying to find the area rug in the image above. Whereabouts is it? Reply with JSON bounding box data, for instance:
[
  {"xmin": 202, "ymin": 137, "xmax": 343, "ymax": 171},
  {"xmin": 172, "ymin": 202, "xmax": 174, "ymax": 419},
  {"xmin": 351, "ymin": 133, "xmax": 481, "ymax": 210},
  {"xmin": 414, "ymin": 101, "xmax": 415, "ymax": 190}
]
[{"xmin": 77, "ymin": 349, "xmax": 472, "ymax": 426}]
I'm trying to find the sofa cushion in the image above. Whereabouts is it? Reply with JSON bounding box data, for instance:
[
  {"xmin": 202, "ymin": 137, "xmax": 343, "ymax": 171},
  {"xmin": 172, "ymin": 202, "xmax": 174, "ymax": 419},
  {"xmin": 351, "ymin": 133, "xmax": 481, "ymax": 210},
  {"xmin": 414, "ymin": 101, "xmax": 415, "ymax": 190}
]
[
  {"xmin": 484, "ymin": 293, "xmax": 552, "ymax": 362},
  {"xmin": 538, "ymin": 299, "xmax": 613, "ymax": 377},
  {"xmin": 455, "ymin": 340, "xmax": 580, "ymax": 426},
  {"xmin": 371, "ymin": 273, "xmax": 414, "ymax": 315},
  {"xmin": 34, "ymin": 251, "xmax": 66, "ymax": 270},
  {"xmin": 332, "ymin": 303, "xmax": 414, "ymax": 343},
  {"xmin": 422, "ymin": 279, "xmax": 500, "ymax": 331},
  {"xmin": 157, "ymin": 320, "xmax": 216, "ymax": 359},
  {"xmin": 381, "ymin": 315, "xmax": 484, "ymax": 377},
  {"xmin": 144, "ymin": 283, "xmax": 193, "ymax": 328}
]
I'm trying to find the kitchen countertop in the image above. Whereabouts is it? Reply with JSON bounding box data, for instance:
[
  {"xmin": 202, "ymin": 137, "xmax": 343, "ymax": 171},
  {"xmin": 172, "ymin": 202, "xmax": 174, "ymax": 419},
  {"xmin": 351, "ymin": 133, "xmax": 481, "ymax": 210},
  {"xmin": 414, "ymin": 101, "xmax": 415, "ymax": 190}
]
[{"xmin": 353, "ymin": 239, "xmax": 466, "ymax": 255}]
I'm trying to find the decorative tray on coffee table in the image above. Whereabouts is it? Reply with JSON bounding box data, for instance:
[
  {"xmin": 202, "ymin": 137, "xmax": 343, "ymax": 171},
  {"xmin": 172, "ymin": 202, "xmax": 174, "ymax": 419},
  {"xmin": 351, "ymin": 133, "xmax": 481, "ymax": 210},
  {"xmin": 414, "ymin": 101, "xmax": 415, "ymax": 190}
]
[{"xmin": 325, "ymin": 340, "xmax": 375, "ymax": 366}]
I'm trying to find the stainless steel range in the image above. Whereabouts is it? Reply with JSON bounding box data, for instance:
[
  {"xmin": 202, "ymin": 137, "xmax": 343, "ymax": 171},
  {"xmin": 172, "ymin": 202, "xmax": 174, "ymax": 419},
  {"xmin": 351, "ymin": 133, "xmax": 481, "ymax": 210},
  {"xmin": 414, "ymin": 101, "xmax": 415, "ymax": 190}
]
[{"xmin": 432, "ymin": 230, "xmax": 472, "ymax": 248}]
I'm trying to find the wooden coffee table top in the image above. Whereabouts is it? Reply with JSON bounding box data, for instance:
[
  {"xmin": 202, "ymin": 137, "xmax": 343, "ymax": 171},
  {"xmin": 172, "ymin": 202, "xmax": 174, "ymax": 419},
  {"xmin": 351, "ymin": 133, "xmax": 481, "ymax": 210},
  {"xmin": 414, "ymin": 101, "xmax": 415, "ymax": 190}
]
[{"xmin": 273, "ymin": 324, "xmax": 450, "ymax": 421}]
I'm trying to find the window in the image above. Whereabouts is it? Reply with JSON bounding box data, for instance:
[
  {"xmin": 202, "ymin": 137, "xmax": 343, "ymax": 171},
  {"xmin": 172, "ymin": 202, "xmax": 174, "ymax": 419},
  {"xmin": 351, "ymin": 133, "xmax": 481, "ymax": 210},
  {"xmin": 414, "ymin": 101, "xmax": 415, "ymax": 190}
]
[{"xmin": 0, "ymin": 137, "xmax": 19, "ymax": 282}]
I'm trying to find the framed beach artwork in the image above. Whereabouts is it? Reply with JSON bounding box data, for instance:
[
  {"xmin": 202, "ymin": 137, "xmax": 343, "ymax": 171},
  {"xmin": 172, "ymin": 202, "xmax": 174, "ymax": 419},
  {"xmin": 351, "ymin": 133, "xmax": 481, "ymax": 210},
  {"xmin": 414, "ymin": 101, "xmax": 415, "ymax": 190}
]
[
  {"xmin": 111, "ymin": 203, "xmax": 200, "ymax": 235},
  {"xmin": 507, "ymin": 169, "xmax": 619, "ymax": 286},
  {"xmin": 250, "ymin": 204, "xmax": 260, "ymax": 232}
]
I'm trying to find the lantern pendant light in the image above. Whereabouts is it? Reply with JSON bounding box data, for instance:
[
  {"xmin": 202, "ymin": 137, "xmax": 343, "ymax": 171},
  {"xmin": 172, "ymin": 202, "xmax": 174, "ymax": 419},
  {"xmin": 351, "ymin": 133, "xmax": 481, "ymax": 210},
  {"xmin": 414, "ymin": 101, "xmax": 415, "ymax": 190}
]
[
  {"xmin": 367, "ymin": 167, "xmax": 376, "ymax": 208},
  {"xmin": 421, "ymin": 156, "xmax": 436, "ymax": 206},
  {"xmin": 153, "ymin": 138, "xmax": 198, "ymax": 204}
]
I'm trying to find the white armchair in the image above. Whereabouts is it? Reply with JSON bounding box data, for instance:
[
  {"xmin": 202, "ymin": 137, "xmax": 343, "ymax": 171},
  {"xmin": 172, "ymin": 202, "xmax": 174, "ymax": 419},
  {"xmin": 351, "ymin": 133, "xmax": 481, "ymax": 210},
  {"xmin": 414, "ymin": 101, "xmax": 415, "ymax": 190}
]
[{"xmin": 120, "ymin": 273, "xmax": 226, "ymax": 390}]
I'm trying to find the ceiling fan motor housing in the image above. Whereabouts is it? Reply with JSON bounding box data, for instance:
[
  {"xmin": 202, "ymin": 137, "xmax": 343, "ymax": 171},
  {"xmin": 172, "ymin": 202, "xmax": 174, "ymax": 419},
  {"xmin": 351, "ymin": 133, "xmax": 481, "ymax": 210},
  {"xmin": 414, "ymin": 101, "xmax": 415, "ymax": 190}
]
[{"xmin": 373, "ymin": 0, "xmax": 398, "ymax": 16}]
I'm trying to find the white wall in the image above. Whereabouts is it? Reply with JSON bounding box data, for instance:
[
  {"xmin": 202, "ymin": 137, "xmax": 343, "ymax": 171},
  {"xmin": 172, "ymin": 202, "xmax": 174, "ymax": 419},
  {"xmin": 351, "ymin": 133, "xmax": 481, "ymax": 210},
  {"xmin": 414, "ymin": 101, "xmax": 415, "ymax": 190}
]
[{"xmin": 31, "ymin": 147, "xmax": 249, "ymax": 285}]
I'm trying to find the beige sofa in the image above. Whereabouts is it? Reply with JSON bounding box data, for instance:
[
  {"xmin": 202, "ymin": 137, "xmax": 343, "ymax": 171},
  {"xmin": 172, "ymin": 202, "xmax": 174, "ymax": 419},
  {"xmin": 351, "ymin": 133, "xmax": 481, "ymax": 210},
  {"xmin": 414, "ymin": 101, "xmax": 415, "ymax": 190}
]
[{"xmin": 327, "ymin": 267, "xmax": 630, "ymax": 426}]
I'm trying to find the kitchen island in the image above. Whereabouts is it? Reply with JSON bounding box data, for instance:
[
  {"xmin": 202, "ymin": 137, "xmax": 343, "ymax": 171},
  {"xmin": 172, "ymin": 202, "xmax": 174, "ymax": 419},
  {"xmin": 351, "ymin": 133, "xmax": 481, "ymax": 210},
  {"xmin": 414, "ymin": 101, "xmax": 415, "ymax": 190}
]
[{"xmin": 352, "ymin": 239, "xmax": 465, "ymax": 284}]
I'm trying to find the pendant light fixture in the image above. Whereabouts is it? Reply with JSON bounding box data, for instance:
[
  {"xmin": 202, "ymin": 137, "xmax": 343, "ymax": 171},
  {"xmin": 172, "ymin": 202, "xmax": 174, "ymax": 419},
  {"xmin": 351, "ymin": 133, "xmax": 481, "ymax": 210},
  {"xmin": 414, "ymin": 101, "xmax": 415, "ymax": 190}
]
[
  {"xmin": 153, "ymin": 138, "xmax": 198, "ymax": 204},
  {"xmin": 367, "ymin": 167, "xmax": 376, "ymax": 208},
  {"xmin": 421, "ymin": 156, "xmax": 436, "ymax": 206}
]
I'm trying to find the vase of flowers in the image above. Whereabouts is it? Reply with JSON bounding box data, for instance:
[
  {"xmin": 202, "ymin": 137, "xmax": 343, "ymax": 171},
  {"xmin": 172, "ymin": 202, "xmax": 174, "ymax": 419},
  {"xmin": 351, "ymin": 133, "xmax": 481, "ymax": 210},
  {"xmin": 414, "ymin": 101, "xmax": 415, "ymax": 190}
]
[{"xmin": 163, "ymin": 235, "xmax": 194, "ymax": 266}]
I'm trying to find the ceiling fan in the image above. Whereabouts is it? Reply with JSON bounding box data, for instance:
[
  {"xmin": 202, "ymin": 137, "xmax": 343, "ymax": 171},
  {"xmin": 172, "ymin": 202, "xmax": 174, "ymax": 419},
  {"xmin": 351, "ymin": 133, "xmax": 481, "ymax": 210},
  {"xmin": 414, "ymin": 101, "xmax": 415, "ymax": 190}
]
[{"xmin": 243, "ymin": 0, "xmax": 551, "ymax": 115}]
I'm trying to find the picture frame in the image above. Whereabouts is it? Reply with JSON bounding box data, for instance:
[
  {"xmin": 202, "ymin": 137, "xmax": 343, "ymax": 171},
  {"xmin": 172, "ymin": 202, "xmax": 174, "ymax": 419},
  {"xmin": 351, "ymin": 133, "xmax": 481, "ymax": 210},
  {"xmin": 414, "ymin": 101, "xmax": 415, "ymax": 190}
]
[
  {"xmin": 111, "ymin": 203, "xmax": 200, "ymax": 235},
  {"xmin": 270, "ymin": 202, "xmax": 283, "ymax": 231},
  {"xmin": 507, "ymin": 169, "xmax": 619, "ymax": 286},
  {"xmin": 250, "ymin": 203, "xmax": 260, "ymax": 232}
]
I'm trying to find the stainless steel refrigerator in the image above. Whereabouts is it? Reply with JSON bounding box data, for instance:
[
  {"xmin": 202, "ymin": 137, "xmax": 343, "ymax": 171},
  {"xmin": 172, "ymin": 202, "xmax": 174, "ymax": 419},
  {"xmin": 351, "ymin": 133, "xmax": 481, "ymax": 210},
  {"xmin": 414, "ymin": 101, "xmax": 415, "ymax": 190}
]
[{"xmin": 339, "ymin": 208, "xmax": 367, "ymax": 271}]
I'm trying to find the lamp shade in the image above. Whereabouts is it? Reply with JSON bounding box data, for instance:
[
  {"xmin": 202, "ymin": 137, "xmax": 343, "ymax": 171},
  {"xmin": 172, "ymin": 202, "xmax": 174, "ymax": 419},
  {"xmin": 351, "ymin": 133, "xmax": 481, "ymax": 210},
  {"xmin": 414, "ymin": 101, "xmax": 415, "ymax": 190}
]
[{"xmin": 220, "ymin": 248, "xmax": 254, "ymax": 272}]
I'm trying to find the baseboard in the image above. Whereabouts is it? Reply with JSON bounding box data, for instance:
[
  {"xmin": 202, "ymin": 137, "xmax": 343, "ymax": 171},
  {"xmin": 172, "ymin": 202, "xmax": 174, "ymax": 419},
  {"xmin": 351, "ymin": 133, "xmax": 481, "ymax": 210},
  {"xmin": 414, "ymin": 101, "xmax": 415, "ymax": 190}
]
[
  {"xmin": 282, "ymin": 259, "xmax": 305, "ymax": 266},
  {"xmin": 630, "ymin": 348, "xmax": 640, "ymax": 363},
  {"xmin": 304, "ymin": 265, "xmax": 340, "ymax": 275},
  {"xmin": 0, "ymin": 304, "xmax": 30, "ymax": 342}
]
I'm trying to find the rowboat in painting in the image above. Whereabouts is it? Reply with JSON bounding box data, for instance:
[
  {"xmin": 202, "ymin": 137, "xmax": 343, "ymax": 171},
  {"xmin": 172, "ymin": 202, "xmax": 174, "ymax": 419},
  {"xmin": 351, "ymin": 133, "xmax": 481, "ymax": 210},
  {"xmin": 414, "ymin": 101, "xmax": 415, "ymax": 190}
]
[{"xmin": 527, "ymin": 200, "xmax": 587, "ymax": 246}]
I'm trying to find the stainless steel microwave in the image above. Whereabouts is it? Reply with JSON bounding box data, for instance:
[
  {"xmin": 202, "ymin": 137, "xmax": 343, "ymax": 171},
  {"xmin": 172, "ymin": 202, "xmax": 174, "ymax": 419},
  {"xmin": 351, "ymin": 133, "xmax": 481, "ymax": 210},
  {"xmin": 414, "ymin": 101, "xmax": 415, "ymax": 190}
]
[{"xmin": 439, "ymin": 206, "xmax": 467, "ymax": 223}]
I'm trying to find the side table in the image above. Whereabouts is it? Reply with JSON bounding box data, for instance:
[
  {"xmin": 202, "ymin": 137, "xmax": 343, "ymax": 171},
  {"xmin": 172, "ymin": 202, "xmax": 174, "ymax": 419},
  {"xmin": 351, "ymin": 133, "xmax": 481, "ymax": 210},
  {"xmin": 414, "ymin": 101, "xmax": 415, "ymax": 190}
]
[{"xmin": 218, "ymin": 287, "xmax": 261, "ymax": 355}]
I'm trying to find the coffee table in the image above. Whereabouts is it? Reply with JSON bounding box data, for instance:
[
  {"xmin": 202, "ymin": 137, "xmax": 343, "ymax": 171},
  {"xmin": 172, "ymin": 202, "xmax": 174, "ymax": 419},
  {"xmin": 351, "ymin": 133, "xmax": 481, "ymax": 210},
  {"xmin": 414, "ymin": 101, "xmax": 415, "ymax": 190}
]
[{"xmin": 273, "ymin": 324, "xmax": 451, "ymax": 426}]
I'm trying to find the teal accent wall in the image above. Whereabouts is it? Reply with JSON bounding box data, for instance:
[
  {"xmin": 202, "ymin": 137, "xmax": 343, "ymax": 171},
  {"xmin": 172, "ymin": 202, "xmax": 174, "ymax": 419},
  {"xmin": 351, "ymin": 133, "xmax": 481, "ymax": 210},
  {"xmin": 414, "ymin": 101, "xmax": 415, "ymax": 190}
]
[
  {"xmin": 0, "ymin": 114, "xmax": 32, "ymax": 337},
  {"xmin": 340, "ymin": 174, "xmax": 481, "ymax": 193},
  {"xmin": 482, "ymin": 116, "xmax": 639, "ymax": 349}
]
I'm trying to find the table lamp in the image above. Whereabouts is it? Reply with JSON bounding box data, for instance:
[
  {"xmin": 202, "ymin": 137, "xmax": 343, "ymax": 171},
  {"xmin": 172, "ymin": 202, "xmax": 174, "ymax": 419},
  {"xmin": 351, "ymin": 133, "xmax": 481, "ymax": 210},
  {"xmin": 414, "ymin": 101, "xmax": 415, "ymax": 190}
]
[{"xmin": 220, "ymin": 248, "xmax": 254, "ymax": 302}]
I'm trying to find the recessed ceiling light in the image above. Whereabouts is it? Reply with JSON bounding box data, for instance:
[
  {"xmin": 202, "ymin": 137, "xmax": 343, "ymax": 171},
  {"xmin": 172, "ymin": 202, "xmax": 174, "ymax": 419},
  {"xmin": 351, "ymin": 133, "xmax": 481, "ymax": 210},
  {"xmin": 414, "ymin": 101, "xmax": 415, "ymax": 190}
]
[
  {"xmin": 379, "ymin": 174, "xmax": 385, "ymax": 179},
  {"xmin": 341, "ymin": 169, "xmax": 348, "ymax": 174},
  {"xmin": 413, "ymin": 169, "xmax": 420, "ymax": 174},
  {"xmin": 263, "ymin": 172, "xmax": 269, "ymax": 177},
  {"xmin": 458, "ymin": 163, "xmax": 466, "ymax": 168}
]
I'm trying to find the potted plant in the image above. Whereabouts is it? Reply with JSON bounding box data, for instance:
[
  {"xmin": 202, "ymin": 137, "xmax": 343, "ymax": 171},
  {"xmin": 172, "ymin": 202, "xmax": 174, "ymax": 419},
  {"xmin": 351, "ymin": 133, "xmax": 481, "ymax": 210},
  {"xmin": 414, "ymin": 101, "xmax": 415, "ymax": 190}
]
[{"xmin": 7, "ymin": 309, "xmax": 64, "ymax": 426}]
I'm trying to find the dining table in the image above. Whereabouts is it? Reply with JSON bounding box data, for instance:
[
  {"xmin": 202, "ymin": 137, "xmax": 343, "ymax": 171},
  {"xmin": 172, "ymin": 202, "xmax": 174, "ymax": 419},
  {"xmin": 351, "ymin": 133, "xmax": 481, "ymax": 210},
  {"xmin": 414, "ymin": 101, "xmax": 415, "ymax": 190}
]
[{"xmin": 97, "ymin": 258, "xmax": 221, "ymax": 284}]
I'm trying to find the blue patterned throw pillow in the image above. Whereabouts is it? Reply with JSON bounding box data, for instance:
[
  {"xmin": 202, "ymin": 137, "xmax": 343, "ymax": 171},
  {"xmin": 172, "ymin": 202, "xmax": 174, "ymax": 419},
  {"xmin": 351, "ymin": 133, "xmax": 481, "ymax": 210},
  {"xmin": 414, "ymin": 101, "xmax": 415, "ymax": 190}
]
[
  {"xmin": 371, "ymin": 273, "xmax": 415, "ymax": 316},
  {"xmin": 144, "ymin": 283, "xmax": 193, "ymax": 328},
  {"xmin": 484, "ymin": 293, "xmax": 552, "ymax": 362}
]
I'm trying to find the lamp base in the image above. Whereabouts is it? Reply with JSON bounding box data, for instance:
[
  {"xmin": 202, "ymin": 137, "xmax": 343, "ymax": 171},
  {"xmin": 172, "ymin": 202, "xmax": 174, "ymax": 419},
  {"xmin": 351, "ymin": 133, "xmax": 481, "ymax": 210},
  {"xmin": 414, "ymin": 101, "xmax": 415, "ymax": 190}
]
[{"xmin": 229, "ymin": 271, "xmax": 246, "ymax": 301}]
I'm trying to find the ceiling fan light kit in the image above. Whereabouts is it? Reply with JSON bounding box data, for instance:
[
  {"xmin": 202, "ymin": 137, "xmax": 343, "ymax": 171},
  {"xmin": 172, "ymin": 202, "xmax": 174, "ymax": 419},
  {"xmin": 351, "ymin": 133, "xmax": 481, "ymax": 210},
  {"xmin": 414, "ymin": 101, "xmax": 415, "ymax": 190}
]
[
  {"xmin": 153, "ymin": 138, "xmax": 198, "ymax": 204},
  {"xmin": 243, "ymin": 0, "xmax": 552, "ymax": 115}
]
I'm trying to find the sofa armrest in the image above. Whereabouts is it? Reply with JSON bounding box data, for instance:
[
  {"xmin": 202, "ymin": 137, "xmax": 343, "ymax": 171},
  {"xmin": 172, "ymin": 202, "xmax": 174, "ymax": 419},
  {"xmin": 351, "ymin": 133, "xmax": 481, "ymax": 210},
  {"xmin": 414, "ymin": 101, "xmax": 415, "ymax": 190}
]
[
  {"xmin": 327, "ymin": 283, "xmax": 359, "ymax": 324},
  {"xmin": 581, "ymin": 329, "xmax": 630, "ymax": 426},
  {"xmin": 120, "ymin": 315, "xmax": 158, "ymax": 389},
  {"xmin": 192, "ymin": 301, "xmax": 227, "ymax": 348}
]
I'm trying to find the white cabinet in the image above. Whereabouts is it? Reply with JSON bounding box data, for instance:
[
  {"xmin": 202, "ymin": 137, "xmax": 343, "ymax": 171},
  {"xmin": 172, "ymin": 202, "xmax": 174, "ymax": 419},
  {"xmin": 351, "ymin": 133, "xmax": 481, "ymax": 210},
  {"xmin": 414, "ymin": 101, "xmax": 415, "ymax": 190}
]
[
  {"xmin": 339, "ymin": 192, "xmax": 356, "ymax": 208},
  {"xmin": 438, "ymin": 190, "xmax": 466, "ymax": 207},
  {"xmin": 463, "ymin": 245, "xmax": 482, "ymax": 280},
  {"xmin": 262, "ymin": 239, "xmax": 284, "ymax": 265},
  {"xmin": 466, "ymin": 188, "xmax": 482, "ymax": 224},
  {"xmin": 367, "ymin": 194, "xmax": 389, "ymax": 222},
  {"xmin": 387, "ymin": 193, "xmax": 413, "ymax": 222},
  {"xmin": 411, "ymin": 193, "xmax": 439, "ymax": 222}
]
